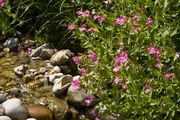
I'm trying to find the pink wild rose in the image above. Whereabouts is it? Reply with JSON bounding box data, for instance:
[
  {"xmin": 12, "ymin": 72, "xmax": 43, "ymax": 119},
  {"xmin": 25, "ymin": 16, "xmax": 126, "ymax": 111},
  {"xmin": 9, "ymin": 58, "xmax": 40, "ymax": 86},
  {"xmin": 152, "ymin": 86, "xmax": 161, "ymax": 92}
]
[
  {"xmin": 155, "ymin": 59, "xmax": 163, "ymax": 68},
  {"xmin": 0, "ymin": 0, "xmax": 5, "ymax": 8},
  {"xmin": 133, "ymin": 13, "xmax": 139, "ymax": 24},
  {"xmin": 68, "ymin": 23, "xmax": 75, "ymax": 30},
  {"xmin": 113, "ymin": 64, "xmax": 120, "ymax": 74},
  {"xmin": 114, "ymin": 77, "xmax": 122, "ymax": 85},
  {"xmin": 165, "ymin": 71, "xmax": 174, "ymax": 80},
  {"xmin": 93, "ymin": 14, "xmax": 105, "ymax": 24},
  {"xmin": 72, "ymin": 56, "xmax": 82, "ymax": 64},
  {"xmin": 79, "ymin": 24, "xmax": 87, "ymax": 32},
  {"xmin": 145, "ymin": 84, "xmax": 151, "ymax": 94},
  {"xmin": 87, "ymin": 28, "xmax": 95, "ymax": 33},
  {"xmin": 114, "ymin": 50, "xmax": 128, "ymax": 64},
  {"xmin": 115, "ymin": 16, "xmax": 126, "ymax": 26},
  {"xmin": 72, "ymin": 76, "xmax": 81, "ymax": 89},
  {"xmin": 133, "ymin": 27, "xmax": 138, "ymax": 33},
  {"xmin": 147, "ymin": 45, "xmax": 161, "ymax": 58},
  {"xmin": 146, "ymin": 17, "xmax": 153, "ymax": 26},
  {"xmin": 85, "ymin": 94, "xmax": 94, "ymax": 106}
]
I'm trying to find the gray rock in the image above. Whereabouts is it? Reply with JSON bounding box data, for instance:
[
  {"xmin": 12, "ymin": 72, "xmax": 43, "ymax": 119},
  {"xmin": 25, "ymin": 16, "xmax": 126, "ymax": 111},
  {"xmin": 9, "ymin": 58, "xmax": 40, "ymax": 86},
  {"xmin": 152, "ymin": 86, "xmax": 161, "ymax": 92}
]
[
  {"xmin": 3, "ymin": 38, "xmax": 18, "ymax": 50},
  {"xmin": 50, "ymin": 49, "xmax": 74, "ymax": 66},
  {"xmin": 0, "ymin": 104, "xmax": 5, "ymax": 115},
  {"xmin": 67, "ymin": 85, "xmax": 87, "ymax": 107},
  {"xmin": 30, "ymin": 44, "xmax": 50, "ymax": 57},
  {"xmin": 60, "ymin": 65, "xmax": 72, "ymax": 74},
  {"xmin": 52, "ymin": 75, "xmax": 72, "ymax": 97},
  {"xmin": 8, "ymin": 88, "xmax": 21, "ymax": 97},
  {"xmin": 2, "ymin": 98, "xmax": 28, "ymax": 120},
  {"xmin": 48, "ymin": 73, "xmax": 64, "ymax": 83},
  {"xmin": 0, "ymin": 116, "xmax": 12, "ymax": 120},
  {"xmin": 0, "ymin": 94, "xmax": 7, "ymax": 103},
  {"xmin": 40, "ymin": 49, "xmax": 55, "ymax": 60},
  {"xmin": 14, "ymin": 65, "xmax": 27, "ymax": 76}
]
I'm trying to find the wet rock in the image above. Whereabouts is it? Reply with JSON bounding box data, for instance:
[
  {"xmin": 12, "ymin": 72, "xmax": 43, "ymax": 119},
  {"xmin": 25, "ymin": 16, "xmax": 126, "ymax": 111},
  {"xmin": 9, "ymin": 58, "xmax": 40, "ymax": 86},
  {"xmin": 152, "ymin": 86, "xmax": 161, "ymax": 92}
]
[
  {"xmin": 50, "ymin": 49, "xmax": 74, "ymax": 66},
  {"xmin": 23, "ymin": 74, "xmax": 35, "ymax": 83},
  {"xmin": 0, "ymin": 94, "xmax": 7, "ymax": 103},
  {"xmin": 2, "ymin": 98, "xmax": 28, "ymax": 120},
  {"xmin": 0, "ymin": 116, "xmax": 12, "ymax": 120},
  {"xmin": 0, "ymin": 104, "xmax": 5, "ymax": 115},
  {"xmin": 47, "ymin": 97, "xmax": 69, "ymax": 120},
  {"xmin": 30, "ymin": 44, "xmax": 50, "ymax": 57},
  {"xmin": 3, "ymin": 38, "xmax": 18, "ymax": 50},
  {"xmin": 67, "ymin": 85, "xmax": 87, "ymax": 107},
  {"xmin": 52, "ymin": 75, "xmax": 72, "ymax": 97},
  {"xmin": 48, "ymin": 73, "xmax": 64, "ymax": 83},
  {"xmin": 60, "ymin": 65, "xmax": 72, "ymax": 74},
  {"xmin": 40, "ymin": 49, "xmax": 55, "ymax": 60},
  {"xmin": 27, "ymin": 104, "xmax": 52, "ymax": 120},
  {"xmin": 14, "ymin": 65, "xmax": 27, "ymax": 76}
]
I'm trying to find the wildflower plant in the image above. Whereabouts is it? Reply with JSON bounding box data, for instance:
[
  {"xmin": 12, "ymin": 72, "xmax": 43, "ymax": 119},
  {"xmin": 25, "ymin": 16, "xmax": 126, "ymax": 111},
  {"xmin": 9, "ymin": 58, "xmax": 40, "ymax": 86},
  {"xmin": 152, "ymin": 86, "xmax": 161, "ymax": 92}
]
[{"xmin": 67, "ymin": 0, "xmax": 180, "ymax": 119}]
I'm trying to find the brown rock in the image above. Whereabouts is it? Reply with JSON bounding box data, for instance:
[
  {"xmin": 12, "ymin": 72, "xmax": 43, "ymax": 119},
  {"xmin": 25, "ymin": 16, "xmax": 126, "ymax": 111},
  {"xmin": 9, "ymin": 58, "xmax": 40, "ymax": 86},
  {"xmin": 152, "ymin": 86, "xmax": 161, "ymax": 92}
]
[{"xmin": 27, "ymin": 104, "xmax": 52, "ymax": 120}]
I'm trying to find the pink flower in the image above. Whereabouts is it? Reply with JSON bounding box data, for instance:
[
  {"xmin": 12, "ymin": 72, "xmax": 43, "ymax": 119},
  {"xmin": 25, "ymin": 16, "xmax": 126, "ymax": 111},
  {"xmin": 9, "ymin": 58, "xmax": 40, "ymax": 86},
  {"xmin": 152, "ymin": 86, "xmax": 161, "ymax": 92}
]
[
  {"xmin": 79, "ymin": 24, "xmax": 87, "ymax": 32},
  {"xmin": 114, "ymin": 50, "xmax": 128, "ymax": 64},
  {"xmin": 165, "ymin": 71, "xmax": 174, "ymax": 80},
  {"xmin": 113, "ymin": 64, "xmax": 120, "ymax": 74},
  {"xmin": 27, "ymin": 48, "xmax": 32, "ymax": 54},
  {"xmin": 76, "ymin": 8, "xmax": 90, "ymax": 18},
  {"xmin": 95, "ymin": 117, "xmax": 100, "ymax": 120},
  {"xmin": 145, "ymin": 84, "xmax": 151, "ymax": 94},
  {"xmin": 122, "ymin": 84, "xmax": 128, "ymax": 91},
  {"xmin": 155, "ymin": 59, "xmax": 163, "ymax": 68},
  {"xmin": 115, "ymin": 16, "xmax": 126, "ymax": 26},
  {"xmin": 133, "ymin": 13, "xmax": 139, "ymax": 24},
  {"xmin": 79, "ymin": 67, "xmax": 89, "ymax": 76},
  {"xmin": 88, "ymin": 51, "xmax": 98, "ymax": 66},
  {"xmin": 85, "ymin": 94, "xmax": 94, "ymax": 106},
  {"xmin": 87, "ymin": 28, "xmax": 95, "ymax": 33},
  {"xmin": 133, "ymin": 27, "xmax": 138, "ymax": 33},
  {"xmin": 147, "ymin": 45, "xmax": 161, "ymax": 58},
  {"xmin": 93, "ymin": 14, "xmax": 105, "ymax": 24},
  {"xmin": 146, "ymin": 17, "xmax": 153, "ymax": 26},
  {"xmin": 114, "ymin": 77, "xmax": 122, "ymax": 85},
  {"xmin": 72, "ymin": 76, "xmax": 81, "ymax": 89},
  {"xmin": 0, "ymin": 0, "xmax": 5, "ymax": 8},
  {"xmin": 68, "ymin": 23, "xmax": 75, "ymax": 30},
  {"xmin": 72, "ymin": 56, "xmax": 82, "ymax": 64}
]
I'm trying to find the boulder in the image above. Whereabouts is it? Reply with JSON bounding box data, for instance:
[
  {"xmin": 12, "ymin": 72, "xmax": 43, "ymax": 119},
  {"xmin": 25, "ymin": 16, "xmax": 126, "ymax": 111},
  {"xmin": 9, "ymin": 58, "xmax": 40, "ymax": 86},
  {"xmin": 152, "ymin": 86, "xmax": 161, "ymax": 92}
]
[
  {"xmin": 50, "ymin": 49, "xmax": 73, "ymax": 66},
  {"xmin": 0, "ymin": 104, "xmax": 5, "ymax": 115},
  {"xmin": 30, "ymin": 44, "xmax": 50, "ymax": 57},
  {"xmin": 3, "ymin": 38, "xmax": 18, "ymax": 50},
  {"xmin": 60, "ymin": 65, "xmax": 72, "ymax": 74},
  {"xmin": 48, "ymin": 73, "xmax": 64, "ymax": 83},
  {"xmin": 40, "ymin": 49, "xmax": 55, "ymax": 60},
  {"xmin": 27, "ymin": 104, "xmax": 52, "ymax": 120},
  {"xmin": 2, "ymin": 98, "xmax": 28, "ymax": 120}
]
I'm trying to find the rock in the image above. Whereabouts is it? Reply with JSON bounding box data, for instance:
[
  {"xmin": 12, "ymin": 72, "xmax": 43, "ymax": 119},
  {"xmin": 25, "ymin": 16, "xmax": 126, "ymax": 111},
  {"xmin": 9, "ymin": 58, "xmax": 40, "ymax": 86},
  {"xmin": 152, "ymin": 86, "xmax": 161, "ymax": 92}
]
[
  {"xmin": 39, "ymin": 67, "xmax": 48, "ymax": 74},
  {"xmin": 50, "ymin": 49, "xmax": 74, "ymax": 66},
  {"xmin": 3, "ymin": 38, "xmax": 18, "ymax": 50},
  {"xmin": 30, "ymin": 44, "xmax": 50, "ymax": 57},
  {"xmin": 0, "ymin": 116, "xmax": 12, "ymax": 120},
  {"xmin": 23, "ymin": 74, "xmax": 35, "ymax": 83},
  {"xmin": 0, "ymin": 94, "xmax": 7, "ymax": 103},
  {"xmin": 48, "ymin": 73, "xmax": 64, "ymax": 83},
  {"xmin": 47, "ymin": 97, "xmax": 69, "ymax": 120},
  {"xmin": 68, "ymin": 107, "xmax": 79, "ymax": 120},
  {"xmin": 2, "ymin": 98, "xmax": 28, "ymax": 120},
  {"xmin": 14, "ymin": 65, "xmax": 27, "ymax": 76},
  {"xmin": 0, "ymin": 52, "xmax": 5, "ymax": 58},
  {"xmin": 0, "ymin": 104, "xmax": 5, "ymax": 115},
  {"xmin": 3, "ymin": 48, "xmax": 10, "ymax": 53},
  {"xmin": 27, "ymin": 80, "xmax": 43, "ymax": 89},
  {"xmin": 27, "ymin": 104, "xmax": 52, "ymax": 120},
  {"xmin": 52, "ymin": 75, "xmax": 72, "ymax": 97},
  {"xmin": 8, "ymin": 88, "xmax": 21, "ymax": 97},
  {"xmin": 40, "ymin": 49, "xmax": 55, "ymax": 60},
  {"xmin": 26, "ymin": 118, "xmax": 37, "ymax": 120},
  {"xmin": 85, "ymin": 108, "xmax": 98, "ymax": 120},
  {"xmin": 50, "ymin": 66, "xmax": 61, "ymax": 74},
  {"xmin": 67, "ymin": 85, "xmax": 87, "ymax": 107},
  {"xmin": 60, "ymin": 65, "xmax": 72, "ymax": 74}
]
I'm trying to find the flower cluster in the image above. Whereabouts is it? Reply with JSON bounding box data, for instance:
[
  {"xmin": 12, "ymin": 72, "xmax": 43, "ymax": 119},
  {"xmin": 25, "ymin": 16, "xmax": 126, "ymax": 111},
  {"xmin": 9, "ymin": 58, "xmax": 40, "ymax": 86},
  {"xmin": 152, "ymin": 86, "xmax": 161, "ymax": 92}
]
[
  {"xmin": 72, "ymin": 76, "xmax": 81, "ymax": 89},
  {"xmin": 72, "ymin": 56, "xmax": 82, "ymax": 65},
  {"xmin": 76, "ymin": 8, "xmax": 90, "ymax": 18},
  {"xmin": 115, "ymin": 15, "xmax": 126, "ymax": 26},
  {"xmin": 93, "ymin": 13, "xmax": 105, "ymax": 25},
  {"xmin": 85, "ymin": 94, "xmax": 94, "ymax": 106}
]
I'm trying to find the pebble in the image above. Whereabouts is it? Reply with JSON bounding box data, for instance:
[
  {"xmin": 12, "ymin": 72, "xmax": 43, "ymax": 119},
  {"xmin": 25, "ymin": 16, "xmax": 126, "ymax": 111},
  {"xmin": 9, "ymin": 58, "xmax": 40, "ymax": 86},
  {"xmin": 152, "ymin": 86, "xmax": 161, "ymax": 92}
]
[
  {"xmin": 0, "ymin": 116, "xmax": 12, "ymax": 120},
  {"xmin": 0, "ymin": 94, "xmax": 7, "ymax": 103}
]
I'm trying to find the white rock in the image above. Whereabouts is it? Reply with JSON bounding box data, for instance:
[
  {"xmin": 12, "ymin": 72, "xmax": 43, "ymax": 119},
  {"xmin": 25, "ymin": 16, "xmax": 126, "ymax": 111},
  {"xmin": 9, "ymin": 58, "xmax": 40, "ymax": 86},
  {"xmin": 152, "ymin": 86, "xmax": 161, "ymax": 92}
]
[
  {"xmin": 0, "ymin": 116, "xmax": 12, "ymax": 120},
  {"xmin": 26, "ymin": 118, "xmax": 37, "ymax": 120},
  {"xmin": 2, "ymin": 98, "xmax": 28, "ymax": 120},
  {"xmin": 0, "ymin": 104, "xmax": 5, "ymax": 115},
  {"xmin": 48, "ymin": 73, "xmax": 64, "ymax": 83}
]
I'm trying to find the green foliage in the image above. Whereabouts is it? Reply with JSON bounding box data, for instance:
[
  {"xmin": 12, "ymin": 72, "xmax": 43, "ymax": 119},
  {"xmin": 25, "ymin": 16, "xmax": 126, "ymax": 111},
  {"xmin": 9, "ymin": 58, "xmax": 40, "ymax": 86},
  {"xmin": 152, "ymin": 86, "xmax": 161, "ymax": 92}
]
[{"xmin": 69, "ymin": 0, "xmax": 180, "ymax": 119}]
